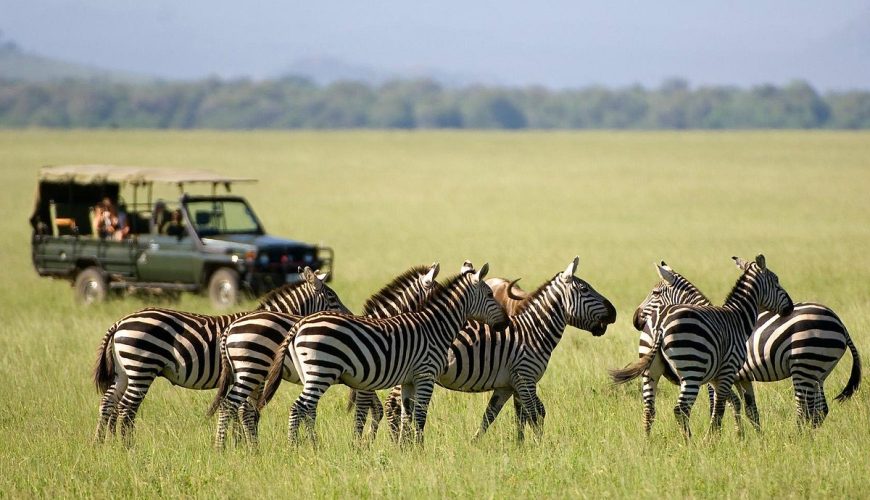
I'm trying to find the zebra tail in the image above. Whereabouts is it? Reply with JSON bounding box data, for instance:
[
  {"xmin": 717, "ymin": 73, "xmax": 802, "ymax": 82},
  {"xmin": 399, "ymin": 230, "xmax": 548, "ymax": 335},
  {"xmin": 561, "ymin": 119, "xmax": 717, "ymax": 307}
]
[
  {"xmin": 93, "ymin": 321, "xmax": 119, "ymax": 394},
  {"xmin": 206, "ymin": 333, "xmax": 233, "ymax": 417},
  {"xmin": 346, "ymin": 389, "xmax": 358, "ymax": 413},
  {"xmin": 834, "ymin": 332, "xmax": 861, "ymax": 402},
  {"xmin": 258, "ymin": 335, "xmax": 290, "ymax": 410},
  {"xmin": 609, "ymin": 325, "xmax": 664, "ymax": 385}
]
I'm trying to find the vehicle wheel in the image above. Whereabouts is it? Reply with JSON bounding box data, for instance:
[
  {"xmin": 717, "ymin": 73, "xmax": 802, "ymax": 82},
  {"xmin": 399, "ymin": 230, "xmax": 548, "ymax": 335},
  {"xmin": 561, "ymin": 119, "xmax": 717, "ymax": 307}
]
[
  {"xmin": 208, "ymin": 268, "xmax": 239, "ymax": 309},
  {"xmin": 74, "ymin": 267, "xmax": 108, "ymax": 305}
]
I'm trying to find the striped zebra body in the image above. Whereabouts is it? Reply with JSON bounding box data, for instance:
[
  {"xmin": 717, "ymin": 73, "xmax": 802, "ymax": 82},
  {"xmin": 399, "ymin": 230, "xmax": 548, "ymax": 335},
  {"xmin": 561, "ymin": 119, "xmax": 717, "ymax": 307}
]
[
  {"xmin": 92, "ymin": 268, "xmax": 346, "ymax": 445},
  {"xmin": 631, "ymin": 264, "xmax": 861, "ymax": 429},
  {"xmin": 736, "ymin": 302, "xmax": 860, "ymax": 427},
  {"xmin": 260, "ymin": 263, "xmax": 509, "ymax": 446},
  {"xmin": 210, "ymin": 264, "xmax": 439, "ymax": 448},
  {"xmin": 611, "ymin": 255, "xmax": 794, "ymax": 438},
  {"xmin": 385, "ymin": 257, "xmax": 616, "ymax": 441}
]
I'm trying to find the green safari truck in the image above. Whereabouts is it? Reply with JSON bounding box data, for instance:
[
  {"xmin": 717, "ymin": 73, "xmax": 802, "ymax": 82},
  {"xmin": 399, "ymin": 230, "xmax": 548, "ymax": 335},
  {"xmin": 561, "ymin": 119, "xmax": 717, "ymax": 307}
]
[{"xmin": 30, "ymin": 165, "xmax": 334, "ymax": 308}]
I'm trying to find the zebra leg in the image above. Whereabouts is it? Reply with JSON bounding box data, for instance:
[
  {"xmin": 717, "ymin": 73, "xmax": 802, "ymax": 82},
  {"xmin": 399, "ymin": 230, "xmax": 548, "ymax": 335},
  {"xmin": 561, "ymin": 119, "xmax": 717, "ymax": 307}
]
[
  {"xmin": 384, "ymin": 386, "xmax": 403, "ymax": 443},
  {"xmin": 116, "ymin": 373, "xmax": 156, "ymax": 447},
  {"xmin": 727, "ymin": 387, "xmax": 744, "ymax": 438},
  {"xmin": 737, "ymin": 381, "xmax": 761, "ymax": 432},
  {"xmin": 215, "ymin": 398, "xmax": 239, "ymax": 451},
  {"xmin": 352, "ymin": 391, "xmax": 371, "ymax": 440},
  {"xmin": 792, "ymin": 377, "xmax": 815, "ymax": 428},
  {"xmin": 673, "ymin": 380, "xmax": 699, "ymax": 440},
  {"xmin": 706, "ymin": 384, "xmax": 715, "ymax": 416},
  {"xmin": 288, "ymin": 382, "xmax": 329, "ymax": 447},
  {"xmin": 709, "ymin": 379, "xmax": 739, "ymax": 437},
  {"xmin": 815, "ymin": 384, "xmax": 829, "ymax": 427},
  {"xmin": 513, "ymin": 379, "xmax": 543, "ymax": 441},
  {"xmin": 94, "ymin": 382, "xmax": 121, "ymax": 444},
  {"xmin": 410, "ymin": 378, "xmax": 436, "ymax": 446},
  {"xmin": 512, "ymin": 396, "xmax": 527, "ymax": 442},
  {"xmin": 367, "ymin": 391, "xmax": 384, "ymax": 440},
  {"xmin": 399, "ymin": 384, "xmax": 416, "ymax": 445},
  {"xmin": 239, "ymin": 400, "xmax": 260, "ymax": 449},
  {"xmin": 641, "ymin": 369, "xmax": 662, "ymax": 436},
  {"xmin": 473, "ymin": 387, "xmax": 512, "ymax": 441}
]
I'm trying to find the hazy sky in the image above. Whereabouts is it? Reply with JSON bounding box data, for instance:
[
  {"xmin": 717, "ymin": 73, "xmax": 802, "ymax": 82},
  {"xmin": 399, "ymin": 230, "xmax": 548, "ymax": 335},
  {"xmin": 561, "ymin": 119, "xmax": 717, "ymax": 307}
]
[{"xmin": 2, "ymin": 0, "xmax": 868, "ymax": 90}]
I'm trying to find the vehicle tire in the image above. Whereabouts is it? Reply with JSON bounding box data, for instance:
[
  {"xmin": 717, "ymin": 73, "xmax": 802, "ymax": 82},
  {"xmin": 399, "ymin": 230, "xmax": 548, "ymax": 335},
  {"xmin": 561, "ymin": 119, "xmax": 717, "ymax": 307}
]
[
  {"xmin": 208, "ymin": 268, "xmax": 239, "ymax": 310},
  {"xmin": 74, "ymin": 267, "xmax": 108, "ymax": 305}
]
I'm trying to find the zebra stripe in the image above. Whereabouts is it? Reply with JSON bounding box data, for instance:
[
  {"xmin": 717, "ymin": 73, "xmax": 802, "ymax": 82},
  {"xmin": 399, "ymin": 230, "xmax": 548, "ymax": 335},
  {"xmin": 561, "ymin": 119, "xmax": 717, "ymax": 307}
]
[
  {"xmin": 260, "ymin": 263, "xmax": 509, "ymax": 446},
  {"xmin": 610, "ymin": 255, "xmax": 794, "ymax": 438},
  {"xmin": 92, "ymin": 267, "xmax": 347, "ymax": 445},
  {"xmin": 384, "ymin": 257, "xmax": 617, "ymax": 442},
  {"xmin": 210, "ymin": 264, "xmax": 439, "ymax": 448},
  {"xmin": 631, "ymin": 263, "xmax": 861, "ymax": 429}
]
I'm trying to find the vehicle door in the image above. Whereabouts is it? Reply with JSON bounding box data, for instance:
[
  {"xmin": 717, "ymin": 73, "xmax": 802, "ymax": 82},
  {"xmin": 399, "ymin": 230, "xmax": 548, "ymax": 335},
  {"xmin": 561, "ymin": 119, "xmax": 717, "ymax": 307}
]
[{"xmin": 135, "ymin": 231, "xmax": 200, "ymax": 284}]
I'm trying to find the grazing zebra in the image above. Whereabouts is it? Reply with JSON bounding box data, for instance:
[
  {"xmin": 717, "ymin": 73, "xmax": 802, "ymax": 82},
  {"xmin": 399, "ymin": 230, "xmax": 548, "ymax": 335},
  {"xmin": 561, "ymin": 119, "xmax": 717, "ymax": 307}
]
[
  {"xmin": 383, "ymin": 257, "xmax": 617, "ymax": 442},
  {"xmin": 610, "ymin": 255, "xmax": 794, "ymax": 438},
  {"xmin": 633, "ymin": 262, "xmax": 862, "ymax": 429},
  {"xmin": 259, "ymin": 262, "xmax": 509, "ymax": 446},
  {"xmin": 209, "ymin": 263, "xmax": 440, "ymax": 448},
  {"xmin": 92, "ymin": 267, "xmax": 348, "ymax": 445}
]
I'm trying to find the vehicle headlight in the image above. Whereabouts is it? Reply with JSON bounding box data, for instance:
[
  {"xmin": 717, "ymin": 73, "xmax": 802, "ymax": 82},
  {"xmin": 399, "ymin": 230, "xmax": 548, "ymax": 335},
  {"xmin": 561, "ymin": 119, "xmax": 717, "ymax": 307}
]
[
  {"xmin": 259, "ymin": 254, "xmax": 270, "ymax": 266},
  {"xmin": 304, "ymin": 253, "xmax": 314, "ymax": 263}
]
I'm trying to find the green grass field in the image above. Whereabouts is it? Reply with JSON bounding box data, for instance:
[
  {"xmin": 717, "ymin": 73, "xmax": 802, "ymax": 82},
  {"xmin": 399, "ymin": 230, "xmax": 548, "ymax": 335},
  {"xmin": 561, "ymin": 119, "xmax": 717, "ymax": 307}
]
[{"xmin": 1, "ymin": 130, "xmax": 869, "ymax": 498}]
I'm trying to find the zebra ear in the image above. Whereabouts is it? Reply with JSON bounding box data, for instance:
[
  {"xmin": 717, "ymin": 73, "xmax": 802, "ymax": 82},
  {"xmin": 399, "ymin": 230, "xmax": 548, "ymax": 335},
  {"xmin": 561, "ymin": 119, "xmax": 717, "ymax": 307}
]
[
  {"xmin": 422, "ymin": 262, "xmax": 439, "ymax": 288},
  {"xmin": 315, "ymin": 271, "xmax": 329, "ymax": 282},
  {"xmin": 655, "ymin": 262, "xmax": 676, "ymax": 285},
  {"xmin": 660, "ymin": 260, "xmax": 673, "ymax": 271},
  {"xmin": 302, "ymin": 267, "xmax": 323, "ymax": 290},
  {"xmin": 755, "ymin": 254, "xmax": 766, "ymax": 270},
  {"xmin": 461, "ymin": 260, "xmax": 474, "ymax": 274},
  {"xmin": 473, "ymin": 263, "xmax": 490, "ymax": 283},
  {"xmin": 560, "ymin": 256, "xmax": 579, "ymax": 282},
  {"xmin": 733, "ymin": 256, "xmax": 748, "ymax": 270}
]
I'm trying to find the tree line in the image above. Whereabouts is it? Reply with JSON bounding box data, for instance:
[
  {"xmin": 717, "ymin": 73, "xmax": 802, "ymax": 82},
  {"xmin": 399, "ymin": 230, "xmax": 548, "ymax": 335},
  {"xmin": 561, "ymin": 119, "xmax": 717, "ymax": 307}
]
[{"xmin": 1, "ymin": 76, "xmax": 868, "ymax": 129}]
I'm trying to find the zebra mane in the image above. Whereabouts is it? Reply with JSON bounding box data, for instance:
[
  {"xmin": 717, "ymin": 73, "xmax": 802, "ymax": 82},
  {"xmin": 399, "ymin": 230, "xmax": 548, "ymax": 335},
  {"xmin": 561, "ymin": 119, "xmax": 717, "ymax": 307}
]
[
  {"xmin": 722, "ymin": 263, "xmax": 758, "ymax": 306},
  {"xmin": 511, "ymin": 273, "xmax": 561, "ymax": 316},
  {"xmin": 255, "ymin": 280, "xmax": 309, "ymax": 310},
  {"xmin": 362, "ymin": 265, "xmax": 434, "ymax": 316},
  {"xmin": 420, "ymin": 272, "xmax": 470, "ymax": 305},
  {"xmin": 667, "ymin": 271, "xmax": 711, "ymax": 304}
]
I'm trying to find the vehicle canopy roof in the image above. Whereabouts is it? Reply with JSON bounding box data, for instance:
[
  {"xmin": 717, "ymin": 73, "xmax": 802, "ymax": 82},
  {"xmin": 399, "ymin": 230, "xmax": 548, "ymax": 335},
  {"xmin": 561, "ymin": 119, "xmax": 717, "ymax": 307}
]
[
  {"xmin": 32, "ymin": 165, "xmax": 257, "ymax": 235},
  {"xmin": 38, "ymin": 165, "xmax": 257, "ymax": 188}
]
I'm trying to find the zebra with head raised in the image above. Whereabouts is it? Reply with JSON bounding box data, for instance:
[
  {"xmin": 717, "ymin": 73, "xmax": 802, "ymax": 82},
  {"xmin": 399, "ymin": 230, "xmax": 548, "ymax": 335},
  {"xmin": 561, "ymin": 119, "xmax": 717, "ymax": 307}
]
[
  {"xmin": 382, "ymin": 257, "xmax": 617, "ymax": 442},
  {"xmin": 630, "ymin": 262, "xmax": 861, "ymax": 430},
  {"xmin": 209, "ymin": 263, "xmax": 441, "ymax": 448},
  {"xmin": 259, "ymin": 262, "xmax": 509, "ymax": 446},
  {"xmin": 92, "ymin": 267, "xmax": 348, "ymax": 445},
  {"xmin": 610, "ymin": 255, "xmax": 794, "ymax": 438}
]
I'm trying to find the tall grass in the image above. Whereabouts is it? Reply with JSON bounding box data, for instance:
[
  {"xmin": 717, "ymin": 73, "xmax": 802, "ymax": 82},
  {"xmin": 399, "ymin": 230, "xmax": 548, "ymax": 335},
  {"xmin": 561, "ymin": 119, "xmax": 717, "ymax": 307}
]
[{"xmin": 0, "ymin": 130, "xmax": 868, "ymax": 497}]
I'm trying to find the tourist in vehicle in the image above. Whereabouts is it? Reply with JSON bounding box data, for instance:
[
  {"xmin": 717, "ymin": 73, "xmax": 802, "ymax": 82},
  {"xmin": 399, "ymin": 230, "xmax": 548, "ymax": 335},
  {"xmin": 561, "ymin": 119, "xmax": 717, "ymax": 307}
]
[
  {"xmin": 149, "ymin": 200, "xmax": 168, "ymax": 234},
  {"xmin": 114, "ymin": 203, "xmax": 131, "ymax": 241},
  {"xmin": 161, "ymin": 209, "xmax": 185, "ymax": 237},
  {"xmin": 94, "ymin": 198, "xmax": 119, "ymax": 239}
]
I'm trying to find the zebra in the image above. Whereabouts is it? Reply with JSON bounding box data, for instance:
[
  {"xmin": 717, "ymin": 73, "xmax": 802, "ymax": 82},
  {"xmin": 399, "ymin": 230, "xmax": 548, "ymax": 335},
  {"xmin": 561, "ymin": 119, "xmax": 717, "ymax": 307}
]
[
  {"xmin": 92, "ymin": 267, "xmax": 348, "ymax": 445},
  {"xmin": 631, "ymin": 262, "xmax": 861, "ymax": 429},
  {"xmin": 610, "ymin": 255, "xmax": 794, "ymax": 438},
  {"xmin": 209, "ymin": 263, "xmax": 440, "ymax": 448},
  {"xmin": 383, "ymin": 257, "xmax": 617, "ymax": 442},
  {"xmin": 259, "ymin": 262, "xmax": 510, "ymax": 446}
]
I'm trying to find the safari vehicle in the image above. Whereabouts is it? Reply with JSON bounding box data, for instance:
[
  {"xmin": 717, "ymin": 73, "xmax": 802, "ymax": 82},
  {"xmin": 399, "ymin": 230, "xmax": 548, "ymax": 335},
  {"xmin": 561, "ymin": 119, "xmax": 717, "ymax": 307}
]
[{"xmin": 30, "ymin": 165, "xmax": 334, "ymax": 308}]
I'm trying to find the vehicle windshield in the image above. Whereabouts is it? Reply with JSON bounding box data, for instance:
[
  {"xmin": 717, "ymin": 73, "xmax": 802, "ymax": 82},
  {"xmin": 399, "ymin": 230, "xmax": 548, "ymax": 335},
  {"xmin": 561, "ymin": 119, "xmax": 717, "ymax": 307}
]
[{"xmin": 184, "ymin": 199, "xmax": 263, "ymax": 237}]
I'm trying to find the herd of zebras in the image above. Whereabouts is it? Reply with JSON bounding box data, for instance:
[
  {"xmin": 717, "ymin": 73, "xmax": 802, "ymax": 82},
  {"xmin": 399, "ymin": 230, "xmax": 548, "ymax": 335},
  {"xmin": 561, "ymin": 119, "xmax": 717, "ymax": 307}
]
[{"xmin": 92, "ymin": 254, "xmax": 860, "ymax": 448}]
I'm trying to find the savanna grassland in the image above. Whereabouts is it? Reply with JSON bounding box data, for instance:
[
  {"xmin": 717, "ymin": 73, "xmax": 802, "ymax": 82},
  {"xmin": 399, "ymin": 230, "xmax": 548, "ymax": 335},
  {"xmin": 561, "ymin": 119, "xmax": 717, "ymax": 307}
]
[{"xmin": 1, "ymin": 130, "xmax": 869, "ymax": 498}]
